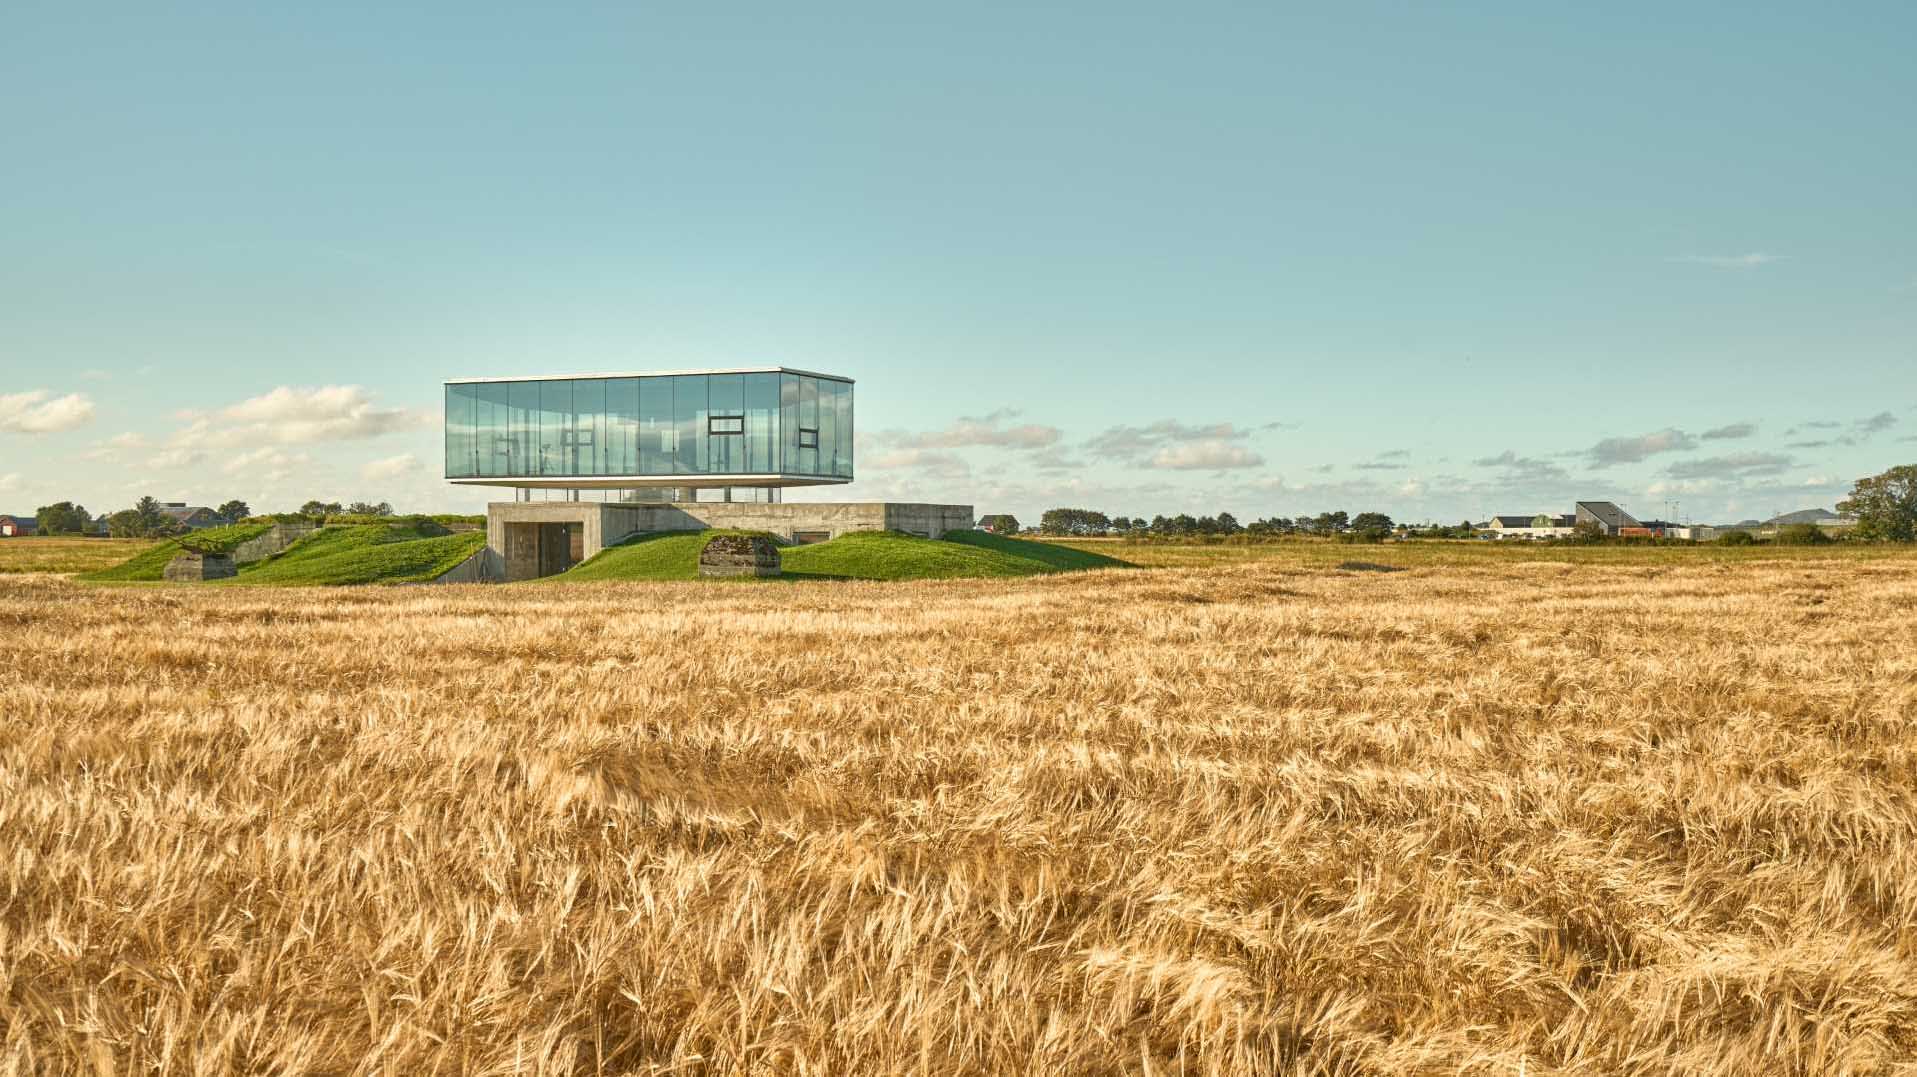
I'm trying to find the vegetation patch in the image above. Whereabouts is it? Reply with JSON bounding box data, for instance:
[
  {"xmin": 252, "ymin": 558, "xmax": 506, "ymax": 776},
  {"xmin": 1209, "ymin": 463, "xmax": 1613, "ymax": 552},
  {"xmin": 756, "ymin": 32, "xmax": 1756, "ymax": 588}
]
[
  {"xmin": 227, "ymin": 522, "xmax": 485, "ymax": 586},
  {"xmin": 559, "ymin": 528, "xmax": 1130, "ymax": 582},
  {"xmin": 80, "ymin": 522, "xmax": 275, "ymax": 582}
]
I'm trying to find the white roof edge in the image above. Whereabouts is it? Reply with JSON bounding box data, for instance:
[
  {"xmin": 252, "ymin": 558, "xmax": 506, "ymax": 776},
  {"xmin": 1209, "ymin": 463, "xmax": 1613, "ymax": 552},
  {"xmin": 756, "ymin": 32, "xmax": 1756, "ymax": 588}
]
[{"xmin": 444, "ymin": 366, "xmax": 853, "ymax": 385}]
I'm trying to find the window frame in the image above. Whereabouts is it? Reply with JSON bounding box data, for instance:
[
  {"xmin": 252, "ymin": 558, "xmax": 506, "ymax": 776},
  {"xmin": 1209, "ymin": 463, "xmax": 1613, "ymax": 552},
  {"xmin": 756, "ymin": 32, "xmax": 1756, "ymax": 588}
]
[
  {"xmin": 708, "ymin": 414, "xmax": 745, "ymax": 436},
  {"xmin": 797, "ymin": 427, "xmax": 819, "ymax": 449}
]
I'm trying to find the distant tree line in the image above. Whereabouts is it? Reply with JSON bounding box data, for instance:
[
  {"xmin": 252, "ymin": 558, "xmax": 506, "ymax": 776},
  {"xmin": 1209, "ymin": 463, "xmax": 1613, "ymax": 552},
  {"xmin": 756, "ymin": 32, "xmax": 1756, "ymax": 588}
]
[
  {"xmin": 1038, "ymin": 507, "xmax": 1410, "ymax": 541},
  {"xmin": 27, "ymin": 494, "xmax": 406, "ymax": 539}
]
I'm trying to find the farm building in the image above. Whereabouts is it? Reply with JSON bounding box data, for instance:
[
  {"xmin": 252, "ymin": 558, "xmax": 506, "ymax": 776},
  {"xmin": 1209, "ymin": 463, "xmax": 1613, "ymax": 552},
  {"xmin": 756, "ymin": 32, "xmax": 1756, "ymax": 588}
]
[
  {"xmin": 158, "ymin": 504, "xmax": 223, "ymax": 530},
  {"xmin": 1488, "ymin": 513, "xmax": 1576, "ymax": 540},
  {"xmin": 1574, "ymin": 501, "xmax": 1640, "ymax": 536},
  {"xmin": 0, "ymin": 515, "xmax": 38, "ymax": 537}
]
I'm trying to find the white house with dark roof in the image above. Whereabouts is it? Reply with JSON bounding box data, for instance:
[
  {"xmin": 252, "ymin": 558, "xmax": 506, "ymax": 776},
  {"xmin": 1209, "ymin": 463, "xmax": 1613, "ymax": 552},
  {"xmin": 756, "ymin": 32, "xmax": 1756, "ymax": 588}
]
[{"xmin": 1488, "ymin": 513, "xmax": 1577, "ymax": 540}]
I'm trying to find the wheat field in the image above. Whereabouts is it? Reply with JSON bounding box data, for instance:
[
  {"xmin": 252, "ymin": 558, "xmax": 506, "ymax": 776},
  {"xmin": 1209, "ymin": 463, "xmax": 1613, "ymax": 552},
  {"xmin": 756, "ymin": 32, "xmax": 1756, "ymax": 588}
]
[{"xmin": 4, "ymin": 556, "xmax": 1916, "ymax": 1074}]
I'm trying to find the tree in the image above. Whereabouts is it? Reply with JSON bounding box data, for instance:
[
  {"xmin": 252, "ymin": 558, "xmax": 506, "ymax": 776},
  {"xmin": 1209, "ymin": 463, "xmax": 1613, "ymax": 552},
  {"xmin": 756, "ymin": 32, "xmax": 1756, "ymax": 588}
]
[
  {"xmin": 978, "ymin": 514, "xmax": 1019, "ymax": 534},
  {"xmin": 347, "ymin": 501, "xmax": 394, "ymax": 517},
  {"xmin": 1038, "ymin": 508, "xmax": 1110, "ymax": 536},
  {"xmin": 300, "ymin": 500, "xmax": 345, "ymax": 518},
  {"xmin": 217, "ymin": 500, "xmax": 251, "ymax": 522},
  {"xmin": 106, "ymin": 509, "xmax": 147, "ymax": 538},
  {"xmin": 1837, "ymin": 464, "xmax": 1917, "ymax": 542},
  {"xmin": 1313, "ymin": 510, "xmax": 1349, "ymax": 534},
  {"xmin": 1214, "ymin": 511, "xmax": 1241, "ymax": 534},
  {"xmin": 35, "ymin": 501, "xmax": 91, "ymax": 535},
  {"xmin": 1717, "ymin": 529, "xmax": 1757, "ymax": 546},
  {"xmin": 1351, "ymin": 511, "xmax": 1393, "ymax": 533},
  {"xmin": 133, "ymin": 496, "xmax": 170, "ymax": 536}
]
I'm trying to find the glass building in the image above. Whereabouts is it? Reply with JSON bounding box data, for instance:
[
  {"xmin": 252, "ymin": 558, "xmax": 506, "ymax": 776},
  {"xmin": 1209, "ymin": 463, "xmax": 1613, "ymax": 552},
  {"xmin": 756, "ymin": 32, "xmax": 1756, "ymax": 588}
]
[{"xmin": 444, "ymin": 368, "xmax": 852, "ymax": 498}]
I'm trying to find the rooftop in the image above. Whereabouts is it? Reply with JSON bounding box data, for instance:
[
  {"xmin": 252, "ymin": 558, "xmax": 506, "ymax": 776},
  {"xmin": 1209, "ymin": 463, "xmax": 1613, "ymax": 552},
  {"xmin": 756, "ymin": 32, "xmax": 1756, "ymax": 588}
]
[{"xmin": 444, "ymin": 366, "xmax": 853, "ymax": 385}]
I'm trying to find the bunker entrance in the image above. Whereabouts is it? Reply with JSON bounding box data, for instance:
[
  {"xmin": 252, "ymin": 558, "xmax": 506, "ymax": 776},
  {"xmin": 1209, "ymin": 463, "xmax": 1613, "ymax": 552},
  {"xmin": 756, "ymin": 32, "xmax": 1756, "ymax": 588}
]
[{"xmin": 504, "ymin": 521, "xmax": 584, "ymax": 581}]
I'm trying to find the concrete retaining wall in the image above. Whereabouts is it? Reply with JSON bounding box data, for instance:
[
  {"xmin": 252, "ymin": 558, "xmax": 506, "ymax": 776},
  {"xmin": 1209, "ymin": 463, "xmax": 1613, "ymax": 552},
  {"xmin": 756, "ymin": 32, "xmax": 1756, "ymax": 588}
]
[
  {"xmin": 230, "ymin": 521, "xmax": 320, "ymax": 565},
  {"xmin": 483, "ymin": 500, "xmax": 975, "ymax": 581},
  {"xmin": 433, "ymin": 546, "xmax": 503, "ymax": 583}
]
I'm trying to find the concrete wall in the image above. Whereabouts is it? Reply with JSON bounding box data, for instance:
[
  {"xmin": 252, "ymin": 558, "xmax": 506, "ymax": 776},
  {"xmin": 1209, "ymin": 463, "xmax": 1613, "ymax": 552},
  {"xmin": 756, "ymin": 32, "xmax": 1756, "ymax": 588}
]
[
  {"xmin": 230, "ymin": 521, "xmax": 320, "ymax": 565},
  {"xmin": 481, "ymin": 500, "xmax": 975, "ymax": 580},
  {"xmin": 434, "ymin": 546, "xmax": 503, "ymax": 583}
]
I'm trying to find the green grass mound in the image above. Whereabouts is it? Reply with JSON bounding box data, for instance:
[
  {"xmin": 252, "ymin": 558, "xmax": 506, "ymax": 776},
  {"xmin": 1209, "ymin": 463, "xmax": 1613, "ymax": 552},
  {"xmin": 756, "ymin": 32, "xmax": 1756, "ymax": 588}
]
[
  {"xmin": 558, "ymin": 529, "xmax": 1129, "ymax": 582},
  {"xmin": 228, "ymin": 521, "xmax": 485, "ymax": 585},
  {"xmin": 560, "ymin": 530, "xmax": 758, "ymax": 582},
  {"xmin": 80, "ymin": 522, "xmax": 274, "ymax": 582}
]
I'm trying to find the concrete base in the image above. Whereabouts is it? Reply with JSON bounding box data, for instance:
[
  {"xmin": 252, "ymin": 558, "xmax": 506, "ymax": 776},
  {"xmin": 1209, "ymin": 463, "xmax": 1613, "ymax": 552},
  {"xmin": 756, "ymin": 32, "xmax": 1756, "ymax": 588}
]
[{"xmin": 484, "ymin": 500, "xmax": 975, "ymax": 581}]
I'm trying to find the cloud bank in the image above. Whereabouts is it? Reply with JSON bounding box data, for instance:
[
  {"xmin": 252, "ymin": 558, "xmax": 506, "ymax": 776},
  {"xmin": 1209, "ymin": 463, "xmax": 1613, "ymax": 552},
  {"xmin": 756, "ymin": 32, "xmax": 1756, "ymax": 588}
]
[{"xmin": 0, "ymin": 390, "xmax": 95, "ymax": 434}]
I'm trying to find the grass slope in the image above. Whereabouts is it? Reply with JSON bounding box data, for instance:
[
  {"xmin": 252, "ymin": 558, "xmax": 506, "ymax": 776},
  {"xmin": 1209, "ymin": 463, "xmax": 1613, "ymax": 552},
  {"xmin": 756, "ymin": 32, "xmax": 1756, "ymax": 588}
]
[
  {"xmin": 80, "ymin": 522, "xmax": 274, "ymax": 582},
  {"xmin": 230, "ymin": 522, "xmax": 485, "ymax": 586},
  {"xmin": 559, "ymin": 529, "xmax": 1130, "ymax": 582}
]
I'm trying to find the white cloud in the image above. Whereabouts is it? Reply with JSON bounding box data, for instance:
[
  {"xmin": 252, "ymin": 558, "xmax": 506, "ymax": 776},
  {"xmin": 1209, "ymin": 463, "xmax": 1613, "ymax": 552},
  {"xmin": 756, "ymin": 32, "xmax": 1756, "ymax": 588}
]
[
  {"xmin": 866, "ymin": 449, "xmax": 974, "ymax": 479},
  {"xmin": 217, "ymin": 385, "xmax": 426, "ymax": 445},
  {"xmin": 1665, "ymin": 452, "xmax": 1793, "ymax": 480},
  {"xmin": 1701, "ymin": 422, "xmax": 1756, "ymax": 441},
  {"xmin": 1146, "ymin": 441, "xmax": 1264, "ymax": 470},
  {"xmin": 0, "ymin": 390, "xmax": 96, "ymax": 433},
  {"xmin": 1086, "ymin": 420, "xmax": 1268, "ymax": 464},
  {"xmin": 880, "ymin": 409, "xmax": 1061, "ymax": 451},
  {"xmin": 1585, "ymin": 428, "xmax": 1696, "ymax": 467},
  {"xmin": 0, "ymin": 472, "xmax": 20, "ymax": 492},
  {"xmin": 361, "ymin": 453, "xmax": 419, "ymax": 481},
  {"xmin": 1669, "ymin": 253, "xmax": 1785, "ymax": 269},
  {"xmin": 148, "ymin": 447, "xmax": 207, "ymax": 471},
  {"xmin": 224, "ymin": 446, "xmax": 311, "ymax": 480}
]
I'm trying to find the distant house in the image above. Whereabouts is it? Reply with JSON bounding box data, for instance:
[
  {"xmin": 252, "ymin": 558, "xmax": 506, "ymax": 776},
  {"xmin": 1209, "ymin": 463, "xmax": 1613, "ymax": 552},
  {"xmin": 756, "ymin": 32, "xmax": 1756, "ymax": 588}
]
[
  {"xmin": 158, "ymin": 503, "xmax": 222, "ymax": 531},
  {"xmin": 0, "ymin": 514, "xmax": 37, "ymax": 538},
  {"xmin": 977, "ymin": 514, "xmax": 1020, "ymax": 535},
  {"xmin": 1488, "ymin": 513, "xmax": 1576, "ymax": 540},
  {"xmin": 1575, "ymin": 501, "xmax": 1640, "ymax": 536}
]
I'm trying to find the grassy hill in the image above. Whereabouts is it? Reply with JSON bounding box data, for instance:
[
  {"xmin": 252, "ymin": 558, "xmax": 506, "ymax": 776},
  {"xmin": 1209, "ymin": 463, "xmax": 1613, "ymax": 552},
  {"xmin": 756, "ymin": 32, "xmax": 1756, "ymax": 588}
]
[
  {"xmin": 229, "ymin": 522, "xmax": 484, "ymax": 585},
  {"xmin": 82, "ymin": 520, "xmax": 485, "ymax": 586},
  {"xmin": 558, "ymin": 529, "xmax": 1129, "ymax": 582},
  {"xmin": 79, "ymin": 522, "xmax": 274, "ymax": 582}
]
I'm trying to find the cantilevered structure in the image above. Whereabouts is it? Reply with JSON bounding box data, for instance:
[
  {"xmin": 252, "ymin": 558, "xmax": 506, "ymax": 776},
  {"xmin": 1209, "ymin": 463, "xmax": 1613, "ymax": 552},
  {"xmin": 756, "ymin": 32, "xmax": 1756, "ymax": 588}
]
[{"xmin": 444, "ymin": 367, "xmax": 853, "ymax": 499}]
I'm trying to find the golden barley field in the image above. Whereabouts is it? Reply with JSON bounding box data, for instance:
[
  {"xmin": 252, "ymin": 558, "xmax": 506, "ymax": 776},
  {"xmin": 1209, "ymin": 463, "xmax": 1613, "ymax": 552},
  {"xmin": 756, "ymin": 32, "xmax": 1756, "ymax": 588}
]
[{"xmin": 4, "ymin": 554, "xmax": 1916, "ymax": 1075}]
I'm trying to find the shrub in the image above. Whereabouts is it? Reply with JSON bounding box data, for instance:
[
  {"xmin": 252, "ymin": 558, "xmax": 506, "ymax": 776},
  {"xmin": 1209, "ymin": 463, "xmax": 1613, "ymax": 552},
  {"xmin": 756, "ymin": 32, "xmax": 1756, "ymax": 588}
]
[
  {"xmin": 1772, "ymin": 523, "xmax": 1832, "ymax": 546},
  {"xmin": 1717, "ymin": 529, "xmax": 1757, "ymax": 546}
]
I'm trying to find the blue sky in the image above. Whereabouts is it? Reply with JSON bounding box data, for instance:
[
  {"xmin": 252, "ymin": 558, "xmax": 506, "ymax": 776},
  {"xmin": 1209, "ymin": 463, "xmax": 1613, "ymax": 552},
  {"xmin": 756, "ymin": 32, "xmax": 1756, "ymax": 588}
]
[{"xmin": 3, "ymin": 3, "xmax": 1913, "ymax": 524}]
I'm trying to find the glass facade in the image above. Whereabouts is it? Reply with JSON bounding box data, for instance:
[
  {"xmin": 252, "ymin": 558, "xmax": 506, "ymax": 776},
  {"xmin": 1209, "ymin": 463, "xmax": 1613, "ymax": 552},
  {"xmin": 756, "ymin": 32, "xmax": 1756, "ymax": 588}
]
[{"xmin": 445, "ymin": 371, "xmax": 853, "ymax": 482}]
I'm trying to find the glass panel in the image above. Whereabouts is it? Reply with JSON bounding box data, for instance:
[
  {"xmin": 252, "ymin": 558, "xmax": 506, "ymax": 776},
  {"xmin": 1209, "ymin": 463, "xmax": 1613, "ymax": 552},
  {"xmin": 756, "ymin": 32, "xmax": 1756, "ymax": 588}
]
[
  {"xmin": 708, "ymin": 373, "xmax": 744, "ymax": 474},
  {"xmin": 832, "ymin": 379, "xmax": 854, "ymax": 478},
  {"xmin": 479, "ymin": 382, "xmax": 511, "ymax": 476},
  {"xmin": 781, "ymin": 374, "xmax": 800, "ymax": 475},
  {"xmin": 746, "ymin": 372, "xmax": 779, "ymax": 474},
  {"xmin": 509, "ymin": 381, "xmax": 539, "ymax": 478},
  {"xmin": 673, "ymin": 374, "xmax": 705, "ymax": 475},
  {"xmin": 607, "ymin": 378, "xmax": 638, "ymax": 475},
  {"xmin": 572, "ymin": 378, "xmax": 605, "ymax": 475},
  {"xmin": 444, "ymin": 384, "xmax": 474, "ymax": 478},
  {"xmin": 538, "ymin": 379, "xmax": 571, "ymax": 475},
  {"xmin": 798, "ymin": 376, "xmax": 820, "ymax": 475},
  {"xmin": 640, "ymin": 376, "xmax": 673, "ymax": 475},
  {"xmin": 817, "ymin": 378, "xmax": 838, "ymax": 478}
]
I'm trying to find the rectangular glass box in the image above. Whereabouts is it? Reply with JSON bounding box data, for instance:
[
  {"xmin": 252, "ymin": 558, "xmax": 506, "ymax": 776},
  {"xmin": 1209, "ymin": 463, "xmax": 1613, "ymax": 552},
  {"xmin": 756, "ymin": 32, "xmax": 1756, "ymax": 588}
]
[{"xmin": 445, "ymin": 367, "xmax": 853, "ymax": 489}]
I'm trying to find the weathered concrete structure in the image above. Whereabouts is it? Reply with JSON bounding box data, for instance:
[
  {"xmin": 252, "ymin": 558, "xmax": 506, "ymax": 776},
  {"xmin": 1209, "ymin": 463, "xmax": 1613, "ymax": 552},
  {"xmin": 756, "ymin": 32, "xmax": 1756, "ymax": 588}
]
[
  {"xmin": 163, "ymin": 551, "xmax": 236, "ymax": 582},
  {"xmin": 482, "ymin": 501, "xmax": 973, "ymax": 581},
  {"xmin": 699, "ymin": 533, "xmax": 782, "ymax": 578},
  {"xmin": 230, "ymin": 521, "xmax": 320, "ymax": 565}
]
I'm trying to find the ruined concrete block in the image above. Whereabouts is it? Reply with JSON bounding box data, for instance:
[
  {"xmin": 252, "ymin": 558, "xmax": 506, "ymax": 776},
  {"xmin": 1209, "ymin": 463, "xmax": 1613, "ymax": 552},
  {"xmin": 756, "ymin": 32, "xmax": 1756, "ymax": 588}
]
[
  {"xmin": 163, "ymin": 551, "xmax": 237, "ymax": 582},
  {"xmin": 698, "ymin": 534, "xmax": 781, "ymax": 578}
]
